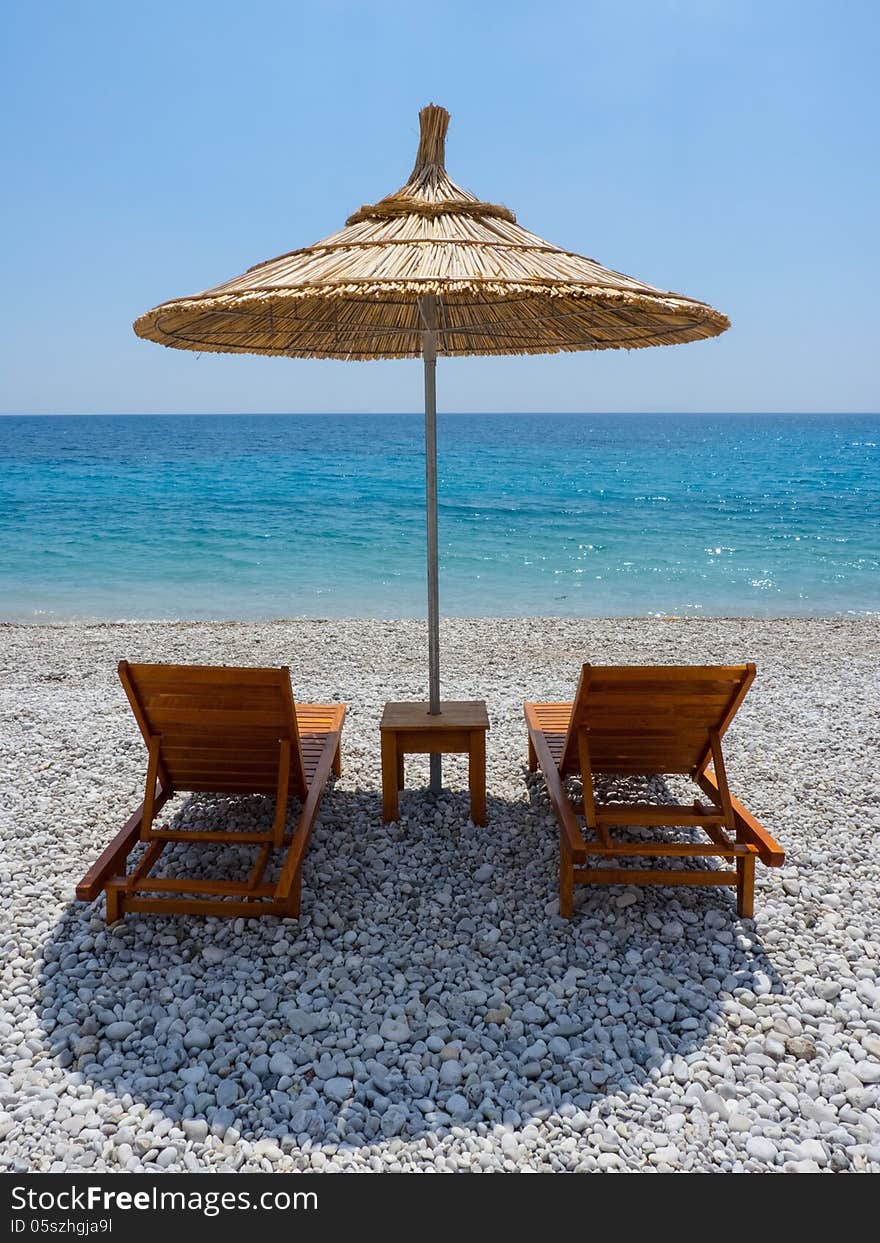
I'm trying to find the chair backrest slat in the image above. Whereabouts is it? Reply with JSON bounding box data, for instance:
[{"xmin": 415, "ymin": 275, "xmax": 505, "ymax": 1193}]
[
  {"xmin": 119, "ymin": 661, "xmax": 307, "ymax": 797},
  {"xmin": 560, "ymin": 663, "xmax": 755, "ymax": 775}
]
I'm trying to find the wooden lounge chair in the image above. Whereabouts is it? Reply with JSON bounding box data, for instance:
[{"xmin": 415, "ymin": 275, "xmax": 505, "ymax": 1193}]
[
  {"xmin": 524, "ymin": 664, "xmax": 784, "ymax": 919},
  {"xmin": 77, "ymin": 662, "xmax": 345, "ymax": 922}
]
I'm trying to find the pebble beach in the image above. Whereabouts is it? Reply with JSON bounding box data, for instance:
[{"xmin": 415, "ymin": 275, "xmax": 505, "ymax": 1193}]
[{"xmin": 1, "ymin": 616, "xmax": 879, "ymax": 1173}]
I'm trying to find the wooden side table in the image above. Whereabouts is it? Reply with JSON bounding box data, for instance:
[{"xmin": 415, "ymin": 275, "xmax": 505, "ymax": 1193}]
[{"xmin": 380, "ymin": 701, "xmax": 490, "ymax": 825}]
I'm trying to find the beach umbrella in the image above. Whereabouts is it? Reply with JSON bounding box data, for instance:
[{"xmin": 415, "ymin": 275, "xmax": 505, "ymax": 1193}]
[{"xmin": 134, "ymin": 104, "xmax": 729, "ymax": 790}]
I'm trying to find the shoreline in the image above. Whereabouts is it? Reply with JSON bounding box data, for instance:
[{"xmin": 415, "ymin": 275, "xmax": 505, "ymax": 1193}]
[
  {"xmin": 2, "ymin": 617, "xmax": 878, "ymax": 1172},
  {"xmin": 2, "ymin": 612, "xmax": 878, "ymax": 628}
]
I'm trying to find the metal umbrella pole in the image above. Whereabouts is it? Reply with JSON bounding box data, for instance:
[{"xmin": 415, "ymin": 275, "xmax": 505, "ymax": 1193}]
[{"xmin": 421, "ymin": 294, "xmax": 442, "ymax": 792}]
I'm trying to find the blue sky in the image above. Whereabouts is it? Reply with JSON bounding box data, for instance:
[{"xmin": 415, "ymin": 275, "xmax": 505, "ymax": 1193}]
[{"xmin": 1, "ymin": 0, "xmax": 877, "ymax": 414}]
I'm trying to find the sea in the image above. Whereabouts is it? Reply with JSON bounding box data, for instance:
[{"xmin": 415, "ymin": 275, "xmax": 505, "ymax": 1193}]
[{"xmin": 0, "ymin": 413, "xmax": 877, "ymax": 621}]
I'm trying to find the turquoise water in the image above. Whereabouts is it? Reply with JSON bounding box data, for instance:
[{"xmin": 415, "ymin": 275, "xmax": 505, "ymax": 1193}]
[{"xmin": 0, "ymin": 413, "xmax": 877, "ymax": 620}]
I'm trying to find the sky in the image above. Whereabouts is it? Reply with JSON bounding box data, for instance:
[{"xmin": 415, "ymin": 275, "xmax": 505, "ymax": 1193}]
[{"xmin": 1, "ymin": 0, "xmax": 877, "ymax": 415}]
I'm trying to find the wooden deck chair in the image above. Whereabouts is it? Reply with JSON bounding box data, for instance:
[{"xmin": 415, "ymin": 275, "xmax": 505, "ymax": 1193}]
[
  {"xmin": 77, "ymin": 662, "xmax": 345, "ymax": 923},
  {"xmin": 524, "ymin": 664, "xmax": 784, "ymax": 919}
]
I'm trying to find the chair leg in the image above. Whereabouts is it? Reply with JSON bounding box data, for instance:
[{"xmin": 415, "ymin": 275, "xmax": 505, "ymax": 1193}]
[
  {"xmin": 559, "ymin": 836, "xmax": 574, "ymax": 918},
  {"xmin": 106, "ymin": 887, "xmax": 122, "ymax": 925},
  {"xmin": 285, "ymin": 865, "xmax": 303, "ymax": 918},
  {"xmin": 527, "ymin": 736, "xmax": 537, "ymax": 772},
  {"xmin": 737, "ymin": 854, "xmax": 755, "ymax": 918},
  {"xmin": 332, "ymin": 739, "xmax": 343, "ymax": 777}
]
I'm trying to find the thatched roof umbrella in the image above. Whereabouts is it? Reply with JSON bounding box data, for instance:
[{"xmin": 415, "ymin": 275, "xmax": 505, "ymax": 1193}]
[{"xmin": 134, "ymin": 104, "xmax": 729, "ymax": 791}]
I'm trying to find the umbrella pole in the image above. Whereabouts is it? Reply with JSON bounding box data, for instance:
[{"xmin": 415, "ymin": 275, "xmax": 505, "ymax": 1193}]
[{"xmin": 421, "ymin": 295, "xmax": 442, "ymax": 793}]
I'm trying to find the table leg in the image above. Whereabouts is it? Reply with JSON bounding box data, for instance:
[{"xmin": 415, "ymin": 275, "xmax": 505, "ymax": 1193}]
[
  {"xmin": 381, "ymin": 733, "xmax": 400, "ymax": 823},
  {"xmin": 397, "ymin": 749, "xmax": 405, "ymax": 790},
  {"xmin": 469, "ymin": 729, "xmax": 487, "ymax": 826}
]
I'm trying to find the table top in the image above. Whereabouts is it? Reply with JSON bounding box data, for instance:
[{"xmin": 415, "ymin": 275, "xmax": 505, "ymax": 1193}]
[{"xmin": 380, "ymin": 700, "xmax": 490, "ymax": 731}]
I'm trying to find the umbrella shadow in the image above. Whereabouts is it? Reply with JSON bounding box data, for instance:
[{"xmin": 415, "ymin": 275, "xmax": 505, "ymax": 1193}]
[{"xmin": 35, "ymin": 785, "xmax": 782, "ymax": 1157}]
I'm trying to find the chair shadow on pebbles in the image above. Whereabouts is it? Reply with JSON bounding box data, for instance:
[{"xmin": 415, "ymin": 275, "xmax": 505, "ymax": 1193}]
[{"xmin": 35, "ymin": 782, "xmax": 782, "ymax": 1170}]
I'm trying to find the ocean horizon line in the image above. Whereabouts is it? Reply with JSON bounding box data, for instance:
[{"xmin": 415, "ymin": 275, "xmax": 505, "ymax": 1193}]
[{"xmin": 1, "ymin": 410, "xmax": 878, "ymax": 419}]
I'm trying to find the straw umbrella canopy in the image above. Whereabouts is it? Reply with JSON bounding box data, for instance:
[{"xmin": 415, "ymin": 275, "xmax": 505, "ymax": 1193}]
[{"xmin": 134, "ymin": 103, "xmax": 729, "ymax": 789}]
